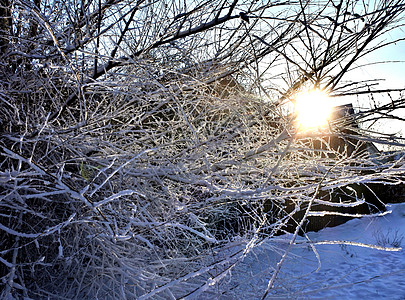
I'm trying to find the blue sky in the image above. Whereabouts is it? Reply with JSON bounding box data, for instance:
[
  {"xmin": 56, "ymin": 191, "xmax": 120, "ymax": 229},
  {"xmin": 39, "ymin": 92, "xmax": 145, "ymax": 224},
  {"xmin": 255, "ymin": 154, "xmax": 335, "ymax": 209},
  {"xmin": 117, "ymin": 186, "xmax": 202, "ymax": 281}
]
[{"xmin": 335, "ymin": 23, "xmax": 405, "ymax": 140}]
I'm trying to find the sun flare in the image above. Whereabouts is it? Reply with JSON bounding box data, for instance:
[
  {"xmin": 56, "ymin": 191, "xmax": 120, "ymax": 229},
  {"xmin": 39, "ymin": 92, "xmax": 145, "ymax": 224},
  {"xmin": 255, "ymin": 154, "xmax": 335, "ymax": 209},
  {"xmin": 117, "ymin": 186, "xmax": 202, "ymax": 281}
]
[{"xmin": 294, "ymin": 88, "xmax": 332, "ymax": 132}]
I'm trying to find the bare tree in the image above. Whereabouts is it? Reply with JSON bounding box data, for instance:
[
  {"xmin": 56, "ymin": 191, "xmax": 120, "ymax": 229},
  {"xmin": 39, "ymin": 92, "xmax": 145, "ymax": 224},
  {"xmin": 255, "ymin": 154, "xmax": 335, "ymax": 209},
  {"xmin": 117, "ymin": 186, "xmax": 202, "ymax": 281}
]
[{"xmin": 1, "ymin": 0, "xmax": 405, "ymax": 298}]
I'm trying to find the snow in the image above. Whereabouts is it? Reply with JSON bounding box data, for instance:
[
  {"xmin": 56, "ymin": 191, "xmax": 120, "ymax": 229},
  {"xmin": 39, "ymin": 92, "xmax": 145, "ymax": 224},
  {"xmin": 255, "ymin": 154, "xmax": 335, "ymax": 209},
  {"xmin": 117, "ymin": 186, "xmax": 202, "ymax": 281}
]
[{"xmin": 203, "ymin": 202, "xmax": 405, "ymax": 299}]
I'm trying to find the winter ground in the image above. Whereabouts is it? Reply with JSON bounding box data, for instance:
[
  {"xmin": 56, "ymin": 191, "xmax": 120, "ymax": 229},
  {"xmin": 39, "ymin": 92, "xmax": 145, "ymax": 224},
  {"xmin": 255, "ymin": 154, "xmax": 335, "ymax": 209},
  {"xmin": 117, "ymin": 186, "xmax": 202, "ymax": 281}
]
[{"xmin": 201, "ymin": 202, "xmax": 405, "ymax": 299}]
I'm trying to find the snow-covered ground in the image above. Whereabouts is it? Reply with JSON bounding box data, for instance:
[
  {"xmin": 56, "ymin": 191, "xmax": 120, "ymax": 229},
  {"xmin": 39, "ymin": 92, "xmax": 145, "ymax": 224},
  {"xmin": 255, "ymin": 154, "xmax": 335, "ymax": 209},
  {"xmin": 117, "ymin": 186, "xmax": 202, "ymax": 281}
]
[{"xmin": 204, "ymin": 202, "xmax": 405, "ymax": 299}]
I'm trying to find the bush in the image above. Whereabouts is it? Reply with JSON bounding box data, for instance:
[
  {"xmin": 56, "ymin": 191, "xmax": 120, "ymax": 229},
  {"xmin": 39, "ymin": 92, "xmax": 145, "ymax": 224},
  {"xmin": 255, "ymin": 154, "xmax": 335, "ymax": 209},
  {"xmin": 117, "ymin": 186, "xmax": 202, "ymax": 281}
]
[{"xmin": 1, "ymin": 0, "xmax": 405, "ymax": 298}]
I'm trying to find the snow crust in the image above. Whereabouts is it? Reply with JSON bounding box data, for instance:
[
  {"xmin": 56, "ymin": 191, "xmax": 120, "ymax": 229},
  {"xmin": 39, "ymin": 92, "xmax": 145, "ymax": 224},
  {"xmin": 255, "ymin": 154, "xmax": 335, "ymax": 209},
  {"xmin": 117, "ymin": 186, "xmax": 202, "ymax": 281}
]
[{"xmin": 203, "ymin": 203, "xmax": 405, "ymax": 299}]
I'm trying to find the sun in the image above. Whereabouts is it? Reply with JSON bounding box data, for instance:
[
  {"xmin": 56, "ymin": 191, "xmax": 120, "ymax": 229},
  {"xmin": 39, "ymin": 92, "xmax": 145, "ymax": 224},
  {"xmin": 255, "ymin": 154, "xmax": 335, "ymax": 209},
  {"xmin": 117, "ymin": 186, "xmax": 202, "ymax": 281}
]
[{"xmin": 294, "ymin": 88, "xmax": 333, "ymax": 132}]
